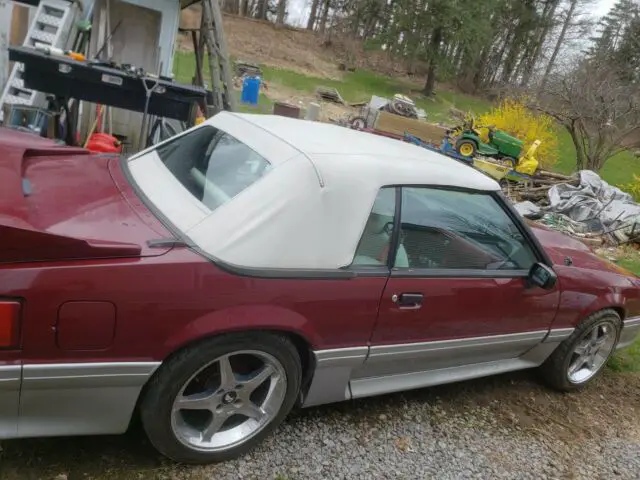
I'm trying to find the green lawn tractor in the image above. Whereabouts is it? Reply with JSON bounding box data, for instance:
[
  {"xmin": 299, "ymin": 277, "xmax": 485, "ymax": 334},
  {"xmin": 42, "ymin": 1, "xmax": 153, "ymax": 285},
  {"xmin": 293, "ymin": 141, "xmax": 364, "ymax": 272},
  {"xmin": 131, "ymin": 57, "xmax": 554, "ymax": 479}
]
[{"xmin": 449, "ymin": 116, "xmax": 524, "ymax": 168}]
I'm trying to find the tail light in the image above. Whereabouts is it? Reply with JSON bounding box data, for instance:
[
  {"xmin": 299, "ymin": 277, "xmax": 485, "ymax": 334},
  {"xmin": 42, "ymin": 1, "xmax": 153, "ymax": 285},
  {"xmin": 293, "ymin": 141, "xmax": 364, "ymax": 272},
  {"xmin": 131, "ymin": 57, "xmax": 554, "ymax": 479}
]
[{"xmin": 0, "ymin": 301, "xmax": 21, "ymax": 348}]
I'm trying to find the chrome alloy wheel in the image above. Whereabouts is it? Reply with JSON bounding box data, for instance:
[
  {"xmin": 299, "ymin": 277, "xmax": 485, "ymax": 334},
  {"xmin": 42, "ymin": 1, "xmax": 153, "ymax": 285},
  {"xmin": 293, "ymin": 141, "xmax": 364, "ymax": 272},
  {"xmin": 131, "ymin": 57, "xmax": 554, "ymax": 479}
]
[
  {"xmin": 567, "ymin": 320, "xmax": 617, "ymax": 384},
  {"xmin": 170, "ymin": 350, "xmax": 287, "ymax": 452}
]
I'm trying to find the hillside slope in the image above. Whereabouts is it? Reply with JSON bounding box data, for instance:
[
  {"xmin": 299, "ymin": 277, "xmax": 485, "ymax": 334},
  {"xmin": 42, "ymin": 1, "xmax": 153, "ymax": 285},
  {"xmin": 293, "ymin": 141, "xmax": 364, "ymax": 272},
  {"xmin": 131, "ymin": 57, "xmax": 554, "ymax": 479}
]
[{"xmin": 178, "ymin": 7, "xmax": 403, "ymax": 79}]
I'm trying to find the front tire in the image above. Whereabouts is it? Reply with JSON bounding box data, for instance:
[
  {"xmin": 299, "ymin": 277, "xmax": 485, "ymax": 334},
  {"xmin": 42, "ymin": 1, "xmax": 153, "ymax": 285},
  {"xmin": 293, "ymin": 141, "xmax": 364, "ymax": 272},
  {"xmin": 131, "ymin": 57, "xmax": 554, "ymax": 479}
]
[
  {"xmin": 540, "ymin": 309, "xmax": 621, "ymax": 392},
  {"xmin": 140, "ymin": 332, "xmax": 302, "ymax": 464}
]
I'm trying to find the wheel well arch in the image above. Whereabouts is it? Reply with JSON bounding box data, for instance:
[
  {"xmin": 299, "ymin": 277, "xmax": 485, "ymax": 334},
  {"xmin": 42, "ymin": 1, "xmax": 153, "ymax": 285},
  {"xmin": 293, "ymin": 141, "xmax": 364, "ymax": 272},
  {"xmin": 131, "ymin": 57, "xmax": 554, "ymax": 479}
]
[
  {"xmin": 131, "ymin": 328, "xmax": 316, "ymax": 425},
  {"xmin": 583, "ymin": 304, "xmax": 626, "ymax": 324},
  {"xmin": 160, "ymin": 327, "xmax": 315, "ymax": 381},
  {"xmin": 610, "ymin": 306, "xmax": 626, "ymax": 322}
]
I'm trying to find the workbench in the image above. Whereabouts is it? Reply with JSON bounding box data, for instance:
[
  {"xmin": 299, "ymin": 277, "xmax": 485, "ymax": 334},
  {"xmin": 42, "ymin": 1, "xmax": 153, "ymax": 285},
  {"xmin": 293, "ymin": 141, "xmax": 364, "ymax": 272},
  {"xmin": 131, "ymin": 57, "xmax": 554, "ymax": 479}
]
[{"xmin": 9, "ymin": 45, "xmax": 207, "ymax": 122}]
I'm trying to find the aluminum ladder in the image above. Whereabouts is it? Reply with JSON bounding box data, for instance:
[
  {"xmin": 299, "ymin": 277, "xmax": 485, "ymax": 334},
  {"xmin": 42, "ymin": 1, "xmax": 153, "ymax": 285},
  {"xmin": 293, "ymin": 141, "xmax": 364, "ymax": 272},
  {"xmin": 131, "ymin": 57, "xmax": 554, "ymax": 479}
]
[{"xmin": 0, "ymin": 0, "xmax": 77, "ymax": 110}]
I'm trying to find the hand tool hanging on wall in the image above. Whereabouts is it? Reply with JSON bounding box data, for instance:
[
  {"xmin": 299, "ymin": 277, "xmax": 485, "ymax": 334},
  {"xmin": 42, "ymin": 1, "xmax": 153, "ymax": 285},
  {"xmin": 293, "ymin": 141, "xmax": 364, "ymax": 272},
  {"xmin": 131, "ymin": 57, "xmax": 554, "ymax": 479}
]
[{"xmin": 137, "ymin": 62, "xmax": 164, "ymax": 152}]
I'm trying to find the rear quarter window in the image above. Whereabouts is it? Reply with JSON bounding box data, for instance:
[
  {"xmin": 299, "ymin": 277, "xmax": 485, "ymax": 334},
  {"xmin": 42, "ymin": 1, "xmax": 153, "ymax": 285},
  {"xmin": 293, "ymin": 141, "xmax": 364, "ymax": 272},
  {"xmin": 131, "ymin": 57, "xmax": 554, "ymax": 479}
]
[{"xmin": 156, "ymin": 126, "xmax": 272, "ymax": 212}]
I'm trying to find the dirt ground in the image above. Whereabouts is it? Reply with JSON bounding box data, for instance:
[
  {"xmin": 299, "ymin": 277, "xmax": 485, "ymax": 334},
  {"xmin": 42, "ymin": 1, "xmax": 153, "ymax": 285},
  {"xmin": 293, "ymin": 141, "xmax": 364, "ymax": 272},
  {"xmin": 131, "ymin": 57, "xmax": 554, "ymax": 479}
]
[
  {"xmin": 179, "ymin": 9, "xmax": 341, "ymax": 79},
  {"xmin": 1, "ymin": 369, "xmax": 638, "ymax": 480},
  {"xmin": 262, "ymin": 83, "xmax": 359, "ymax": 122}
]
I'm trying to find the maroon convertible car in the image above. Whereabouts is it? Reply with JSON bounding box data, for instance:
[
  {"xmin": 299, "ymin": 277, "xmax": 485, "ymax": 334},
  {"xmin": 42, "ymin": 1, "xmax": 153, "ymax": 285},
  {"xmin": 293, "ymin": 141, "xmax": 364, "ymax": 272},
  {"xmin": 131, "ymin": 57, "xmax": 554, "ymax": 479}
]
[{"xmin": 0, "ymin": 112, "xmax": 639, "ymax": 464}]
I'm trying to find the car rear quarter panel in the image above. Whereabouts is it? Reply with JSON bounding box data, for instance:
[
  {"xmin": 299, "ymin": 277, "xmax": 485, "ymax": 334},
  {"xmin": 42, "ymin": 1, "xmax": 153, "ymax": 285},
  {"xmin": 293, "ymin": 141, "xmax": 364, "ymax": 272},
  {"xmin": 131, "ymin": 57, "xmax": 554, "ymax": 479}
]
[
  {"xmin": 0, "ymin": 248, "xmax": 385, "ymax": 364},
  {"xmin": 0, "ymin": 245, "xmax": 388, "ymax": 438}
]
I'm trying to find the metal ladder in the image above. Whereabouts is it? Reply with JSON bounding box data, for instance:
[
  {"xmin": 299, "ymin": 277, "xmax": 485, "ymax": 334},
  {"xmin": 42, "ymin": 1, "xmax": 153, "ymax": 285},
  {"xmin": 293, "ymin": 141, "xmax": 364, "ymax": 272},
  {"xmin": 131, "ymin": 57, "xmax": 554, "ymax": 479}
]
[{"xmin": 0, "ymin": 0, "xmax": 77, "ymax": 110}]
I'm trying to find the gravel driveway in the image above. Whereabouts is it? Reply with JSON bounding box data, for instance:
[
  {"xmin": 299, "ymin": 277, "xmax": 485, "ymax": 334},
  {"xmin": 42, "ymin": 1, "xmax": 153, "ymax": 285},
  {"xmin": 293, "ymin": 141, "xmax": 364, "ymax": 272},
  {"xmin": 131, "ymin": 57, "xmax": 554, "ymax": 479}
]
[{"xmin": 2, "ymin": 370, "xmax": 639, "ymax": 480}]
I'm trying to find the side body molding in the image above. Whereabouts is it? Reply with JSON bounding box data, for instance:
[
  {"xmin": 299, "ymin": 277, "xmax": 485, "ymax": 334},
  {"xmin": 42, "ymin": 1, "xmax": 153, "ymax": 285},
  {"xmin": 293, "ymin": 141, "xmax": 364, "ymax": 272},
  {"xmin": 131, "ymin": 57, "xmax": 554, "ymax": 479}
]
[
  {"xmin": 0, "ymin": 365, "xmax": 21, "ymax": 437},
  {"xmin": 618, "ymin": 316, "xmax": 640, "ymax": 350},
  {"xmin": 302, "ymin": 347, "xmax": 368, "ymax": 407},
  {"xmin": 302, "ymin": 328, "xmax": 574, "ymax": 407}
]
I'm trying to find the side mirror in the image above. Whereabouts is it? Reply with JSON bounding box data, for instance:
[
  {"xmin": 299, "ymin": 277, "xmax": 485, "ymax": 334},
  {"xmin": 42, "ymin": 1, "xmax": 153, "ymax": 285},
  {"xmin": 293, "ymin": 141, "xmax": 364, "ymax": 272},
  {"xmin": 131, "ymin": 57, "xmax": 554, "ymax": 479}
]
[{"xmin": 527, "ymin": 262, "xmax": 557, "ymax": 290}]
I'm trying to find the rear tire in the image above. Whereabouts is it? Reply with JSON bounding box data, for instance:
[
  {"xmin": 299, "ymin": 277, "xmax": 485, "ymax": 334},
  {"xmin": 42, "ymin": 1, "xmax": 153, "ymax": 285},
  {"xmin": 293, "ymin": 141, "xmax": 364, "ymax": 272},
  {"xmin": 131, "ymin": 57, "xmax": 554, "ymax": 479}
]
[
  {"xmin": 140, "ymin": 332, "xmax": 302, "ymax": 464},
  {"xmin": 539, "ymin": 309, "xmax": 621, "ymax": 392},
  {"xmin": 502, "ymin": 156, "xmax": 517, "ymax": 169}
]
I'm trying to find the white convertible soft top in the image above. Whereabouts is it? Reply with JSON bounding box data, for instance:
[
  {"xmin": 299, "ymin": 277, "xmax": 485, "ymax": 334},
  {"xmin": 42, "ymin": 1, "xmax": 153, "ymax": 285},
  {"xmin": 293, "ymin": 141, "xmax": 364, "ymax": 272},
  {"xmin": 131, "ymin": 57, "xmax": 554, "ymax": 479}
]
[{"xmin": 128, "ymin": 112, "xmax": 499, "ymax": 270}]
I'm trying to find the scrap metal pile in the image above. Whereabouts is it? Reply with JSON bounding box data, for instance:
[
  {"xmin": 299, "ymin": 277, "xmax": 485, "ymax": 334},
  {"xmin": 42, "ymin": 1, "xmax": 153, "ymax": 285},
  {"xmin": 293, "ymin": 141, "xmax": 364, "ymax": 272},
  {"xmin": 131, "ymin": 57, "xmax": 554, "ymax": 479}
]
[{"xmin": 510, "ymin": 170, "xmax": 640, "ymax": 247}]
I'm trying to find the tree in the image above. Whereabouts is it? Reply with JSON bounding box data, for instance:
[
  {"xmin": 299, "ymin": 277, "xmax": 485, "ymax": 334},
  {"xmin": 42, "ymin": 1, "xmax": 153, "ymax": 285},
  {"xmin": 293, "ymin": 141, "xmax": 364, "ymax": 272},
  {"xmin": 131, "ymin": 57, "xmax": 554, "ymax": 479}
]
[
  {"xmin": 307, "ymin": 0, "xmax": 321, "ymax": 29},
  {"xmin": 520, "ymin": 0, "xmax": 560, "ymax": 87},
  {"xmin": 606, "ymin": 1, "xmax": 640, "ymax": 82},
  {"xmin": 590, "ymin": 0, "xmax": 639, "ymax": 56},
  {"xmin": 276, "ymin": 0, "xmax": 286, "ymax": 25},
  {"xmin": 422, "ymin": 26, "xmax": 443, "ymax": 95},
  {"xmin": 318, "ymin": 0, "xmax": 331, "ymax": 32},
  {"xmin": 535, "ymin": 57, "xmax": 640, "ymax": 171},
  {"xmin": 538, "ymin": 0, "xmax": 579, "ymax": 90},
  {"xmin": 254, "ymin": 0, "xmax": 268, "ymax": 19}
]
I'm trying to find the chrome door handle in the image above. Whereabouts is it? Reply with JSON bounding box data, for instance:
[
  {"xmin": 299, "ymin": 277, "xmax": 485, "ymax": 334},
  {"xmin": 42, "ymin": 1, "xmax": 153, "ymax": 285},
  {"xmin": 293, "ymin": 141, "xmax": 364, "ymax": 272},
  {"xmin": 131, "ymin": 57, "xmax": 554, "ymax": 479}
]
[
  {"xmin": 399, "ymin": 303, "xmax": 422, "ymax": 310},
  {"xmin": 392, "ymin": 293, "xmax": 424, "ymax": 310}
]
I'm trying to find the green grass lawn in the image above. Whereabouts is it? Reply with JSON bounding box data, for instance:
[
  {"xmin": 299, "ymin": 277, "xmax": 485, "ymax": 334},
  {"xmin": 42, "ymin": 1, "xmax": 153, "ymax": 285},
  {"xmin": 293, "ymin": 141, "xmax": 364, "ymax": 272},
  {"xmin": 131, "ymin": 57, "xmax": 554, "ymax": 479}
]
[
  {"xmin": 259, "ymin": 65, "xmax": 492, "ymax": 123},
  {"xmin": 553, "ymin": 130, "xmax": 639, "ymax": 186},
  {"xmin": 173, "ymin": 51, "xmax": 491, "ymax": 122}
]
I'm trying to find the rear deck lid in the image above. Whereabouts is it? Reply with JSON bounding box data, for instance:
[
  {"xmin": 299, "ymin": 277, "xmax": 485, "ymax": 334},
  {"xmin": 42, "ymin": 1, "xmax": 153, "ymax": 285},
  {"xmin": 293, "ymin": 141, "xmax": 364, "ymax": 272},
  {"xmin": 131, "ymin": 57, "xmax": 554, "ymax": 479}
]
[{"xmin": 0, "ymin": 128, "xmax": 173, "ymax": 264}]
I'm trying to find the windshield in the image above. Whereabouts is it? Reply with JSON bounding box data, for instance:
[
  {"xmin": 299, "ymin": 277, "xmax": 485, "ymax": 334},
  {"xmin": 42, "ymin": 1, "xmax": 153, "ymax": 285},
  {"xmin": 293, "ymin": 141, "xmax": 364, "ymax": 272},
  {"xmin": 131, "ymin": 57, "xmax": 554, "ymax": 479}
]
[{"xmin": 154, "ymin": 125, "xmax": 272, "ymax": 212}]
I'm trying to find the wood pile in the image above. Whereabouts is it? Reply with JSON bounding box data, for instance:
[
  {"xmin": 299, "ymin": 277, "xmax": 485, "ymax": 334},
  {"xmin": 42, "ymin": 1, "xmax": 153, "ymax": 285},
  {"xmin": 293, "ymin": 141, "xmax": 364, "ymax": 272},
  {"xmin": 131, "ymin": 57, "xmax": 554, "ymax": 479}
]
[
  {"xmin": 234, "ymin": 61, "xmax": 262, "ymax": 77},
  {"xmin": 503, "ymin": 170, "xmax": 579, "ymax": 206},
  {"xmin": 316, "ymin": 87, "xmax": 345, "ymax": 104}
]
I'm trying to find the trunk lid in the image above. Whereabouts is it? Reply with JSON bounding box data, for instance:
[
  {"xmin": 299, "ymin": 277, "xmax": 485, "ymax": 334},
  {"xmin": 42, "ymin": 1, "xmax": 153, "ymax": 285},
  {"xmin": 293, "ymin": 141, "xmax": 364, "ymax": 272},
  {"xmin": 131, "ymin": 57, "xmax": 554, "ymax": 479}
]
[{"xmin": 0, "ymin": 128, "xmax": 172, "ymax": 264}]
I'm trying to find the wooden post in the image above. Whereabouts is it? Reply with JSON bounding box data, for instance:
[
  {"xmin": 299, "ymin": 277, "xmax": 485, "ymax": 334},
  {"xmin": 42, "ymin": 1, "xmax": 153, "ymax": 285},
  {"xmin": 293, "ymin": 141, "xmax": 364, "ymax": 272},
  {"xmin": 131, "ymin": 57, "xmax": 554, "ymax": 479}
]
[
  {"xmin": 199, "ymin": 0, "xmax": 236, "ymax": 113},
  {"xmin": 191, "ymin": 30, "xmax": 203, "ymax": 86},
  {"xmin": 201, "ymin": 0, "xmax": 223, "ymax": 113},
  {"xmin": 209, "ymin": 0, "xmax": 236, "ymax": 111}
]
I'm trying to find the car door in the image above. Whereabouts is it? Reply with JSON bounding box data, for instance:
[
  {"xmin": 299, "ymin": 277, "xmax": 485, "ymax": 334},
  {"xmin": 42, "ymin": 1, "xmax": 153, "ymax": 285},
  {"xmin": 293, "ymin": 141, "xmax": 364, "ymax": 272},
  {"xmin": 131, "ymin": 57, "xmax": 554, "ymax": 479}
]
[{"xmin": 351, "ymin": 186, "xmax": 560, "ymax": 395}]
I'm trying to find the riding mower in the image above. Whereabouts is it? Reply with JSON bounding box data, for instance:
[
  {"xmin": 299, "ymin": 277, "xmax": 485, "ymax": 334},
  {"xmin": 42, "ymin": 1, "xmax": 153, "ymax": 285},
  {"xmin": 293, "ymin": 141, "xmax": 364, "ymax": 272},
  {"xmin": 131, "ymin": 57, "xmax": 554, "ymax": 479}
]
[{"xmin": 448, "ymin": 116, "xmax": 524, "ymax": 168}]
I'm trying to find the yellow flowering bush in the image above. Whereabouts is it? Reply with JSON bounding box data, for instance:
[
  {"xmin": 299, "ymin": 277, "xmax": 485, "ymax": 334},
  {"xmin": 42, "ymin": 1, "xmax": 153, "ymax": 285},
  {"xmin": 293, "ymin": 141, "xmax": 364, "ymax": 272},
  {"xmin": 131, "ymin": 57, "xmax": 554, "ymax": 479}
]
[
  {"xmin": 618, "ymin": 175, "xmax": 640, "ymax": 202},
  {"xmin": 477, "ymin": 98, "xmax": 559, "ymax": 169}
]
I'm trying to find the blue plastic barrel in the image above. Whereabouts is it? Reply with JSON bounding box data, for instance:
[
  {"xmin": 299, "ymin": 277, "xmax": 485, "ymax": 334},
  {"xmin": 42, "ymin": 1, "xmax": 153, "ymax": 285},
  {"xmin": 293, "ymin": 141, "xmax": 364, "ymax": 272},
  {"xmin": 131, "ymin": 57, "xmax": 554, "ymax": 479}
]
[{"xmin": 241, "ymin": 76, "xmax": 261, "ymax": 105}]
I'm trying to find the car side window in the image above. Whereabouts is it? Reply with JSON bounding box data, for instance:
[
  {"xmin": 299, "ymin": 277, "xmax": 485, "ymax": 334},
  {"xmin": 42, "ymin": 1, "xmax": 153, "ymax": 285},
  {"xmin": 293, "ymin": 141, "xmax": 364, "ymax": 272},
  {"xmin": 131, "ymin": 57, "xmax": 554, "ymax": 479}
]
[
  {"xmin": 352, "ymin": 187, "xmax": 409, "ymax": 268},
  {"xmin": 156, "ymin": 126, "xmax": 272, "ymax": 212},
  {"xmin": 398, "ymin": 187, "xmax": 537, "ymax": 270}
]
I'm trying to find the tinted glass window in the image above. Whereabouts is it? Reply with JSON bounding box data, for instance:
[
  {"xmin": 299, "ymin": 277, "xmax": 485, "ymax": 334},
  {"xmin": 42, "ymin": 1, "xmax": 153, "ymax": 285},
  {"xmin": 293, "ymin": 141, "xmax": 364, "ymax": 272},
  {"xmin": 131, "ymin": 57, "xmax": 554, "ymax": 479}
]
[
  {"xmin": 352, "ymin": 188, "xmax": 409, "ymax": 268},
  {"xmin": 155, "ymin": 126, "xmax": 271, "ymax": 211},
  {"xmin": 398, "ymin": 187, "xmax": 537, "ymax": 270}
]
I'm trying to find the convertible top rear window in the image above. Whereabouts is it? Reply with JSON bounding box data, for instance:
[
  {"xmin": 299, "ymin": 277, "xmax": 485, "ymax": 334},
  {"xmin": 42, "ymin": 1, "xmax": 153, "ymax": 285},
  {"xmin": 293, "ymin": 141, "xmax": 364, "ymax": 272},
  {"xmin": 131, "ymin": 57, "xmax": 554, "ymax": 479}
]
[{"xmin": 155, "ymin": 126, "xmax": 272, "ymax": 212}]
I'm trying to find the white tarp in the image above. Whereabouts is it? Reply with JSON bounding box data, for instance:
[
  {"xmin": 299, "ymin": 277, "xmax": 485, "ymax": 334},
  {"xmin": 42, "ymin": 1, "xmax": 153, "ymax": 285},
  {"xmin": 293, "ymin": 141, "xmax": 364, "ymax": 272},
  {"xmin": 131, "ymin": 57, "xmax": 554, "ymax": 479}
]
[
  {"xmin": 514, "ymin": 201, "xmax": 542, "ymax": 219},
  {"xmin": 547, "ymin": 170, "xmax": 640, "ymax": 231}
]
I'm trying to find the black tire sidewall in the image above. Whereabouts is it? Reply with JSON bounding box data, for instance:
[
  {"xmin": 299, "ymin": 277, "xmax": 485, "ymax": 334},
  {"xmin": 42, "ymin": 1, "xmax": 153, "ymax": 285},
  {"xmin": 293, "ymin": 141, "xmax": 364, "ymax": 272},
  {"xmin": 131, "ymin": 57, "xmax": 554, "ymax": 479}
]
[
  {"xmin": 541, "ymin": 310, "xmax": 621, "ymax": 391},
  {"xmin": 140, "ymin": 332, "xmax": 301, "ymax": 464}
]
